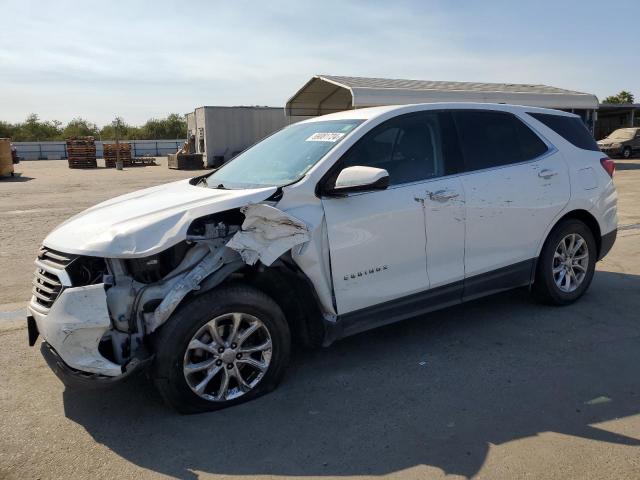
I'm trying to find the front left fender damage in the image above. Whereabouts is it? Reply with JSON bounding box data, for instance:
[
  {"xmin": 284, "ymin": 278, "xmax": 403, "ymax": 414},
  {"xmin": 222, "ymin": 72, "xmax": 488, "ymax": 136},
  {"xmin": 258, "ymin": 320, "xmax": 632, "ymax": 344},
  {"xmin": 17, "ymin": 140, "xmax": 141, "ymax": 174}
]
[{"xmin": 35, "ymin": 199, "xmax": 337, "ymax": 382}]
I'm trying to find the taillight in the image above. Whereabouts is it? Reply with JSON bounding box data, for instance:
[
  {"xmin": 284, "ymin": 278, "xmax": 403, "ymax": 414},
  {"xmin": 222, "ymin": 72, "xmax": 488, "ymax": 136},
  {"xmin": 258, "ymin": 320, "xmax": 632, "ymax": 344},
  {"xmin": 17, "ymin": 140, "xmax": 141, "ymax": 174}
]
[{"xmin": 600, "ymin": 157, "xmax": 615, "ymax": 178}]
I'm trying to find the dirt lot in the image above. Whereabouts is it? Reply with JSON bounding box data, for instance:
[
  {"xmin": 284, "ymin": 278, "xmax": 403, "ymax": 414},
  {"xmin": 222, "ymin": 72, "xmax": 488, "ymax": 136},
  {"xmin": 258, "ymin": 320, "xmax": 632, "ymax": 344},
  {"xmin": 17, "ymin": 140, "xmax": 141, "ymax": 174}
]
[{"xmin": 1, "ymin": 158, "xmax": 640, "ymax": 479}]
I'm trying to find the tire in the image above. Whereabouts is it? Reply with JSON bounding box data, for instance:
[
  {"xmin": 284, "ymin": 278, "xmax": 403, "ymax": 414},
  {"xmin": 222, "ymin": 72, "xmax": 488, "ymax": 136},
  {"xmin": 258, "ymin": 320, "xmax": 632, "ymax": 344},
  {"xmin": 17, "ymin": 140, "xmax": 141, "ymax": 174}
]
[
  {"xmin": 152, "ymin": 284, "xmax": 291, "ymax": 414},
  {"xmin": 622, "ymin": 146, "xmax": 632, "ymax": 159},
  {"xmin": 532, "ymin": 219, "xmax": 597, "ymax": 305}
]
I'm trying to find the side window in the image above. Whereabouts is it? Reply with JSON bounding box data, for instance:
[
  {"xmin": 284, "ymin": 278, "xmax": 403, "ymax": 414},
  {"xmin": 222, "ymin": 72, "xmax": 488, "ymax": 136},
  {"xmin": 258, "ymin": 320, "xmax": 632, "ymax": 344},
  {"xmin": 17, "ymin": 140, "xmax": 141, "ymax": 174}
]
[
  {"xmin": 338, "ymin": 112, "xmax": 450, "ymax": 186},
  {"xmin": 527, "ymin": 112, "xmax": 599, "ymax": 151},
  {"xmin": 454, "ymin": 111, "xmax": 548, "ymax": 172}
]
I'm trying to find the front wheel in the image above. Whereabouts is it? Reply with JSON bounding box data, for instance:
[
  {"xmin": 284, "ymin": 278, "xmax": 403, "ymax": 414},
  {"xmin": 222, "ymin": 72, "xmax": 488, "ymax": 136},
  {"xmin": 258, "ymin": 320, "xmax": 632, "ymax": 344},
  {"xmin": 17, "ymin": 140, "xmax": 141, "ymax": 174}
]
[
  {"xmin": 152, "ymin": 284, "xmax": 291, "ymax": 413},
  {"xmin": 533, "ymin": 219, "xmax": 597, "ymax": 305},
  {"xmin": 622, "ymin": 146, "xmax": 632, "ymax": 159}
]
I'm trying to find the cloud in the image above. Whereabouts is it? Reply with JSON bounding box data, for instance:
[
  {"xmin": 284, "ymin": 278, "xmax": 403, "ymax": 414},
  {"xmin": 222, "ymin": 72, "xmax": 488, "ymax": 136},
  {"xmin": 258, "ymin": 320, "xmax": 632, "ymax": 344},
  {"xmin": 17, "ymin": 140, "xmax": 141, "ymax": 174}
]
[{"xmin": 0, "ymin": 0, "xmax": 637, "ymax": 124}]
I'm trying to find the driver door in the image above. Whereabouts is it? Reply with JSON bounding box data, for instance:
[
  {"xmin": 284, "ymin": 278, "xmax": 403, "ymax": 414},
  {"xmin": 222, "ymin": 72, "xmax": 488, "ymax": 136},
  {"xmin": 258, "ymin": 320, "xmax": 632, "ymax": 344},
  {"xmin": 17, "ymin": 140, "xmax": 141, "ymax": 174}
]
[{"xmin": 321, "ymin": 112, "xmax": 454, "ymax": 315}]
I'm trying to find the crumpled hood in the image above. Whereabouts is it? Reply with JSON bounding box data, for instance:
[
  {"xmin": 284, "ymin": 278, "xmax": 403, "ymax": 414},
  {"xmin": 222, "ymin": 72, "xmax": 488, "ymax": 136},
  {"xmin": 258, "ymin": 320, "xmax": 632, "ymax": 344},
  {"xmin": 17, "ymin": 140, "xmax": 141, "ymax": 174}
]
[{"xmin": 43, "ymin": 179, "xmax": 277, "ymax": 258}]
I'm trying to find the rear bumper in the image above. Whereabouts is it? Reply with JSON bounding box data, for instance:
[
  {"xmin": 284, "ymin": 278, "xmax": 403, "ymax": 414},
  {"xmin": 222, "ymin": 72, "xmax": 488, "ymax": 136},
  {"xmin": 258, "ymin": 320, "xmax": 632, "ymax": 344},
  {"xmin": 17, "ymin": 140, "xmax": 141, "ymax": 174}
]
[{"xmin": 599, "ymin": 228, "xmax": 617, "ymax": 260}]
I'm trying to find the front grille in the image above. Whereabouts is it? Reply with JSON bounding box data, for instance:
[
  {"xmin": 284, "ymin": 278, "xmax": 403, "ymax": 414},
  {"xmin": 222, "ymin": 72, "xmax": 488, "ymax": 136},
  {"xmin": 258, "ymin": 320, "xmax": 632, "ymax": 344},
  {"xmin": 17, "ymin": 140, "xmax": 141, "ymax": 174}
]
[{"xmin": 31, "ymin": 248, "xmax": 76, "ymax": 311}]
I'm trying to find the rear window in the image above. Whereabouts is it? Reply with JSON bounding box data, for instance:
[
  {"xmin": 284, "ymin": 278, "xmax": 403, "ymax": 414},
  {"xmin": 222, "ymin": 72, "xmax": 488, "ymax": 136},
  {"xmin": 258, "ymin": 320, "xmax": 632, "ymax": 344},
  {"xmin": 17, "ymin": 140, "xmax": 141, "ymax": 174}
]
[
  {"xmin": 453, "ymin": 111, "xmax": 549, "ymax": 171},
  {"xmin": 528, "ymin": 112, "xmax": 599, "ymax": 152}
]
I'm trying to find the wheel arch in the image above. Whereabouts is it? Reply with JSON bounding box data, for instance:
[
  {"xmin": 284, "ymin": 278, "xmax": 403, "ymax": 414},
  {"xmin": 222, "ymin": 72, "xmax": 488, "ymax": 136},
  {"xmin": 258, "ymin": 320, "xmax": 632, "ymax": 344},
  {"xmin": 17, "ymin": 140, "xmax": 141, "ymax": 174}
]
[
  {"xmin": 237, "ymin": 260, "xmax": 327, "ymax": 349},
  {"xmin": 537, "ymin": 209, "xmax": 602, "ymax": 259}
]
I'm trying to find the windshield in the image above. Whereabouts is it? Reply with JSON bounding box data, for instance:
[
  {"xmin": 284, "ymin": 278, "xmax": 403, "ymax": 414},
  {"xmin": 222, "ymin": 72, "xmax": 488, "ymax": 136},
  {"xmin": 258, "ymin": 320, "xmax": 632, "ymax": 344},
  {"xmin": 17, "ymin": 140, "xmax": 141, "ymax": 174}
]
[
  {"xmin": 607, "ymin": 128, "xmax": 635, "ymax": 140},
  {"xmin": 205, "ymin": 119, "xmax": 363, "ymax": 189}
]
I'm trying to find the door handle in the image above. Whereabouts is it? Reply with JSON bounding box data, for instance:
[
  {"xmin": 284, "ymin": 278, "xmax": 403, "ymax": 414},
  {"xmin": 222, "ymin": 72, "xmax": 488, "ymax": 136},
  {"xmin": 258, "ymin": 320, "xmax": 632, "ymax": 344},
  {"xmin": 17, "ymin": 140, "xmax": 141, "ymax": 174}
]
[
  {"xmin": 427, "ymin": 190, "xmax": 459, "ymax": 202},
  {"xmin": 538, "ymin": 169, "xmax": 558, "ymax": 179}
]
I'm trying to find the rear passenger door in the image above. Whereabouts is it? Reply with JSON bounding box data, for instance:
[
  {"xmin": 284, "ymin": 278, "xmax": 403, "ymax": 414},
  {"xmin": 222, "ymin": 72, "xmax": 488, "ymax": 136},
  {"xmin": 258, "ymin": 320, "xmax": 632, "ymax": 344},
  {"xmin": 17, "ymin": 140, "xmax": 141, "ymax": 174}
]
[{"xmin": 453, "ymin": 110, "xmax": 570, "ymax": 297}]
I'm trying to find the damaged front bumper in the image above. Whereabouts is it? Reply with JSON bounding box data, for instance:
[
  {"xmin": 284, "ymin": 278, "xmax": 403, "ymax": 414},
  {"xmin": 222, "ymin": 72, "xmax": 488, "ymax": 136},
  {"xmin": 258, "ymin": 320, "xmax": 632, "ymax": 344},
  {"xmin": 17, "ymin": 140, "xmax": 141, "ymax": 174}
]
[
  {"xmin": 38, "ymin": 340, "xmax": 152, "ymax": 389},
  {"xmin": 28, "ymin": 283, "xmax": 148, "ymax": 385}
]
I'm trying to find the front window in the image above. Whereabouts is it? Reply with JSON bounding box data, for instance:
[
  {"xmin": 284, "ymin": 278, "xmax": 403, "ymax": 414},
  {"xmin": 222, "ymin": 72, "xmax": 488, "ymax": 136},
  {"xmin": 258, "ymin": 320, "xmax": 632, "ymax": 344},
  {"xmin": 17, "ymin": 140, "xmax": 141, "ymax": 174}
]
[
  {"xmin": 205, "ymin": 120, "xmax": 363, "ymax": 189},
  {"xmin": 607, "ymin": 128, "xmax": 635, "ymax": 140}
]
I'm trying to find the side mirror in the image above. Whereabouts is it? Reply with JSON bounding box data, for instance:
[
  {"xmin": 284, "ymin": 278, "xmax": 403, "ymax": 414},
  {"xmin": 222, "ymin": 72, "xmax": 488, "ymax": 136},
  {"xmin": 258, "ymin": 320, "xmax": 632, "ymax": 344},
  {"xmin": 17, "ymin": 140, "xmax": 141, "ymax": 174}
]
[{"xmin": 326, "ymin": 166, "xmax": 389, "ymax": 195}]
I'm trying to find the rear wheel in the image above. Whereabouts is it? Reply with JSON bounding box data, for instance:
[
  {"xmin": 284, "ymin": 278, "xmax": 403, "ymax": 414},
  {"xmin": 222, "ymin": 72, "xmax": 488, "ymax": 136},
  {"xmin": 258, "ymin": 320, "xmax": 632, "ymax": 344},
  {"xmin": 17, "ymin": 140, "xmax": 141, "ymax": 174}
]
[
  {"xmin": 152, "ymin": 284, "xmax": 291, "ymax": 413},
  {"xmin": 533, "ymin": 219, "xmax": 597, "ymax": 305}
]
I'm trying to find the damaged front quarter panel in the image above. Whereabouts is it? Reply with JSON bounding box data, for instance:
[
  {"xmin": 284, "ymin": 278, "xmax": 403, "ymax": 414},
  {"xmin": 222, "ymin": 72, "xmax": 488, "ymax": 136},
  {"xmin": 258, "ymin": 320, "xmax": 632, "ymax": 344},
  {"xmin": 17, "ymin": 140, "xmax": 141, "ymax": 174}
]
[
  {"xmin": 226, "ymin": 204, "xmax": 311, "ymax": 266},
  {"xmin": 44, "ymin": 200, "xmax": 330, "ymax": 378},
  {"xmin": 148, "ymin": 204, "xmax": 313, "ymax": 332}
]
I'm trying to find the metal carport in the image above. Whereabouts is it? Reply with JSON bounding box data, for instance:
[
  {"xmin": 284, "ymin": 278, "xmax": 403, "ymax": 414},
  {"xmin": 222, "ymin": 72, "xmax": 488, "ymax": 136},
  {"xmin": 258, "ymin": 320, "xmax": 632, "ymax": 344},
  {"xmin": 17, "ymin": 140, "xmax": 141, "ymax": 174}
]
[{"xmin": 286, "ymin": 75, "xmax": 599, "ymax": 123}]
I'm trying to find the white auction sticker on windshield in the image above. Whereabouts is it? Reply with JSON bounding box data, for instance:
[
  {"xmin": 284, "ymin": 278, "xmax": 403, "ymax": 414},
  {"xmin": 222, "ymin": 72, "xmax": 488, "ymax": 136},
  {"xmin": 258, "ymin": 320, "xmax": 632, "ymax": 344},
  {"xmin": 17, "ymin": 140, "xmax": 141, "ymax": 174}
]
[{"xmin": 306, "ymin": 132, "xmax": 346, "ymax": 142}]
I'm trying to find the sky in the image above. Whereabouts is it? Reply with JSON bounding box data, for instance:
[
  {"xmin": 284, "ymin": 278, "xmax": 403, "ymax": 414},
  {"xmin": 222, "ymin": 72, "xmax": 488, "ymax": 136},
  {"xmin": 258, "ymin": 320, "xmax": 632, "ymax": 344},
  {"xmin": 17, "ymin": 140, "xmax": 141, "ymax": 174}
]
[{"xmin": 1, "ymin": 0, "xmax": 638, "ymax": 126}]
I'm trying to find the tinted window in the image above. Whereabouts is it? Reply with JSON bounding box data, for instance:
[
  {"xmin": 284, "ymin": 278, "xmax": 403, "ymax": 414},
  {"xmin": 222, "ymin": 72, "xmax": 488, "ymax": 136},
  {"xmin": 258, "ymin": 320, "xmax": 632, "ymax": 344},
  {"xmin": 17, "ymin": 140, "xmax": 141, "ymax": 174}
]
[
  {"xmin": 454, "ymin": 111, "xmax": 549, "ymax": 171},
  {"xmin": 528, "ymin": 112, "xmax": 599, "ymax": 152},
  {"xmin": 338, "ymin": 112, "xmax": 457, "ymax": 186}
]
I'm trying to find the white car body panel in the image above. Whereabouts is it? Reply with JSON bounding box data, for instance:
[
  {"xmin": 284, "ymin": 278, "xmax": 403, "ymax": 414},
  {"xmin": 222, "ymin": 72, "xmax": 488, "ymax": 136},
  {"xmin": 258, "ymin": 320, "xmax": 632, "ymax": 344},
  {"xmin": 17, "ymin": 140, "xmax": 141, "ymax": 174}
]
[
  {"xmin": 461, "ymin": 149, "xmax": 570, "ymax": 277},
  {"xmin": 322, "ymin": 184, "xmax": 429, "ymax": 314},
  {"xmin": 30, "ymin": 284, "xmax": 121, "ymax": 376},
  {"xmin": 43, "ymin": 179, "xmax": 276, "ymax": 258},
  {"xmin": 420, "ymin": 176, "xmax": 466, "ymax": 288}
]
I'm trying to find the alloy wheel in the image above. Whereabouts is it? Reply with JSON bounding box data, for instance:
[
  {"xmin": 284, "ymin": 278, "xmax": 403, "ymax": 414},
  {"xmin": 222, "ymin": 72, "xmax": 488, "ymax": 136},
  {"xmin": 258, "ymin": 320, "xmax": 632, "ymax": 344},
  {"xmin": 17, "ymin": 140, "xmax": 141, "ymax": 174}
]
[
  {"xmin": 552, "ymin": 233, "xmax": 589, "ymax": 293},
  {"xmin": 183, "ymin": 312, "xmax": 272, "ymax": 402}
]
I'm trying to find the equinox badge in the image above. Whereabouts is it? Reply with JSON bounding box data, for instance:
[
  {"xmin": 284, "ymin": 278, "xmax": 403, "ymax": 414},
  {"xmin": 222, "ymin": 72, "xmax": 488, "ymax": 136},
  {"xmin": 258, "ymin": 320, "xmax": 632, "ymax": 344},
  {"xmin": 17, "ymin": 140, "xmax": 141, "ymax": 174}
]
[{"xmin": 344, "ymin": 265, "xmax": 389, "ymax": 281}]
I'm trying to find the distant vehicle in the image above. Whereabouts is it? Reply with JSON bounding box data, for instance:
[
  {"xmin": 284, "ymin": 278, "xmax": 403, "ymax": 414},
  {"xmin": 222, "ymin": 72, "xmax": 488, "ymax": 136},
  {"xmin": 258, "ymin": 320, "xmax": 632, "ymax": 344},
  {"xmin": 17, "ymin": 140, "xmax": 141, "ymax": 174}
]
[
  {"xmin": 597, "ymin": 127, "xmax": 640, "ymax": 159},
  {"xmin": 27, "ymin": 103, "xmax": 618, "ymax": 413}
]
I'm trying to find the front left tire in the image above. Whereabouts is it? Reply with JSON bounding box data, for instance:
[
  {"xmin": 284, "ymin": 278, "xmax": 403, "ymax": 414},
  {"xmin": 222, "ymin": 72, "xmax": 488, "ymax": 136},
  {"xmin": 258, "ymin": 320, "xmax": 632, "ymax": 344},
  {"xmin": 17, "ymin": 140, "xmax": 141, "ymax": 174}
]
[{"xmin": 152, "ymin": 284, "xmax": 291, "ymax": 414}]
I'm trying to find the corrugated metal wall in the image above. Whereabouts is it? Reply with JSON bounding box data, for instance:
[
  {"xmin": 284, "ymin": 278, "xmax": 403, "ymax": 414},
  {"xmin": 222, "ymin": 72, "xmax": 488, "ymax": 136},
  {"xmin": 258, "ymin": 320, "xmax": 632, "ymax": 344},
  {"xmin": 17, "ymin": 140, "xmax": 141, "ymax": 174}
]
[{"xmin": 13, "ymin": 140, "xmax": 184, "ymax": 160}]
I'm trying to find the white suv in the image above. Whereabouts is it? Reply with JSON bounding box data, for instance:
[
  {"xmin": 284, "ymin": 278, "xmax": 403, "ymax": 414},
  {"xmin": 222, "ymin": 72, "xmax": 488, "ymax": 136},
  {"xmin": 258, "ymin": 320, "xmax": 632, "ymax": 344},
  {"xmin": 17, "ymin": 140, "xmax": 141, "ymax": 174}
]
[{"xmin": 27, "ymin": 103, "xmax": 618, "ymax": 413}]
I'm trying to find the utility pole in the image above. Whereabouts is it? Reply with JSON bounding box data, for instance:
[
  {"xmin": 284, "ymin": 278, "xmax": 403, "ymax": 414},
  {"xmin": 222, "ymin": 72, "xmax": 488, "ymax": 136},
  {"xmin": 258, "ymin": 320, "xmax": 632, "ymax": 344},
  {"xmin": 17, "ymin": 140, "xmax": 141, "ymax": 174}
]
[{"xmin": 113, "ymin": 116, "xmax": 124, "ymax": 170}]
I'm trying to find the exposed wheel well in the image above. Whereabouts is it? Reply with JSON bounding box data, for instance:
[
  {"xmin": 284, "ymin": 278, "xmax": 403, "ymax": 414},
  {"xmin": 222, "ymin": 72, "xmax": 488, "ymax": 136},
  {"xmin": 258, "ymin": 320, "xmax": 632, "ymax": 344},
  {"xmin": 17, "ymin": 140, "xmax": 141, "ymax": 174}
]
[
  {"xmin": 229, "ymin": 260, "xmax": 327, "ymax": 349},
  {"xmin": 551, "ymin": 210, "xmax": 602, "ymax": 256}
]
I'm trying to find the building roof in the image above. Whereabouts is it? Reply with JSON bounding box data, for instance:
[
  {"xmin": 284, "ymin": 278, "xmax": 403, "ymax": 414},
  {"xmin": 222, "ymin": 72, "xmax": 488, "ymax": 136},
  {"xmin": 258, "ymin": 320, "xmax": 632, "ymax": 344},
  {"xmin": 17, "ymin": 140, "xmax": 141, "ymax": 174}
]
[
  {"xmin": 286, "ymin": 75, "xmax": 599, "ymax": 117},
  {"xmin": 298, "ymin": 102, "xmax": 576, "ymax": 124},
  {"xmin": 599, "ymin": 103, "xmax": 640, "ymax": 109}
]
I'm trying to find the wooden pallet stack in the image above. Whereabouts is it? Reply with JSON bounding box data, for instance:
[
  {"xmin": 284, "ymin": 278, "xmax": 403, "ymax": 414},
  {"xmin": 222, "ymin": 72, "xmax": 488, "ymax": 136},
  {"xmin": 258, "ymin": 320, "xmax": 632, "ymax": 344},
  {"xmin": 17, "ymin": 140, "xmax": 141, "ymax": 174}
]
[
  {"xmin": 104, "ymin": 143, "xmax": 132, "ymax": 168},
  {"xmin": 66, "ymin": 137, "xmax": 97, "ymax": 169}
]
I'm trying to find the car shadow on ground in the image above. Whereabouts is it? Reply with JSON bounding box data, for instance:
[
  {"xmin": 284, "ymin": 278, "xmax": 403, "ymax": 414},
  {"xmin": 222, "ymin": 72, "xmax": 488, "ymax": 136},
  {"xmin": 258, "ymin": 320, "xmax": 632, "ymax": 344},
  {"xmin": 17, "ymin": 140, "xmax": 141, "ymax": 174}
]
[{"xmin": 62, "ymin": 271, "xmax": 640, "ymax": 479}]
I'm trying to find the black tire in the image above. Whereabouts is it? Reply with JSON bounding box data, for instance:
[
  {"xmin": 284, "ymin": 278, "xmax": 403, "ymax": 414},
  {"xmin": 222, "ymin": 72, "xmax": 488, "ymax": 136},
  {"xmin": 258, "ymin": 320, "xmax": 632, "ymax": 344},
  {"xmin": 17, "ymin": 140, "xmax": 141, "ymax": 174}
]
[
  {"xmin": 622, "ymin": 146, "xmax": 632, "ymax": 159},
  {"xmin": 152, "ymin": 284, "xmax": 291, "ymax": 414},
  {"xmin": 532, "ymin": 219, "xmax": 597, "ymax": 305}
]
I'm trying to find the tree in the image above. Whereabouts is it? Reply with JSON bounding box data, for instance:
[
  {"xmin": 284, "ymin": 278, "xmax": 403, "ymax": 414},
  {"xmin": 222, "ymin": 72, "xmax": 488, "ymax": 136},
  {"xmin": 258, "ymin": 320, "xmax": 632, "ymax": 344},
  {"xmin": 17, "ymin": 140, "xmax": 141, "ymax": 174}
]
[
  {"xmin": 0, "ymin": 120, "xmax": 18, "ymax": 139},
  {"xmin": 140, "ymin": 113, "xmax": 187, "ymax": 139},
  {"xmin": 603, "ymin": 90, "xmax": 635, "ymax": 104},
  {"xmin": 14, "ymin": 114, "xmax": 63, "ymax": 141},
  {"xmin": 1, "ymin": 113, "xmax": 187, "ymax": 141},
  {"xmin": 62, "ymin": 118, "xmax": 99, "ymax": 139}
]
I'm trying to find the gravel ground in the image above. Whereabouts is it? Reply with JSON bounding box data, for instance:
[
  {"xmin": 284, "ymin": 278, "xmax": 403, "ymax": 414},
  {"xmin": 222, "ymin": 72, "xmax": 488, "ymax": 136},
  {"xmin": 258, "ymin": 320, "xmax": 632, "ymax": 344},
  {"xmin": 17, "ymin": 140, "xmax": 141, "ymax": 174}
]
[{"xmin": 1, "ymin": 157, "xmax": 639, "ymax": 479}]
